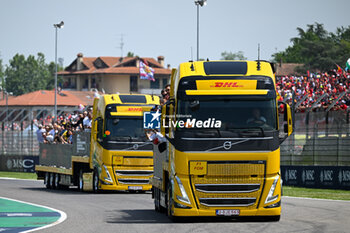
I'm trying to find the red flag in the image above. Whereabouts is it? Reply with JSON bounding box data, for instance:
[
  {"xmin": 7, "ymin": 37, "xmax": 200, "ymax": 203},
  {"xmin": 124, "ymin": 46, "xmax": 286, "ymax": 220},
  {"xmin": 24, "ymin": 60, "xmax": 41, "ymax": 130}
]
[{"xmin": 336, "ymin": 64, "xmax": 342, "ymax": 74}]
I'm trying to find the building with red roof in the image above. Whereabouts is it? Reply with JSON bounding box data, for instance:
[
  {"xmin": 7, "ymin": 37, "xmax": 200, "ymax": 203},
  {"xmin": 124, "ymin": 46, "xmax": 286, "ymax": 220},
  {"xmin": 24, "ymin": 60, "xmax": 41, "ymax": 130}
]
[
  {"xmin": 0, "ymin": 90, "xmax": 97, "ymax": 126},
  {"xmin": 0, "ymin": 90, "xmax": 96, "ymax": 107},
  {"xmin": 58, "ymin": 53, "xmax": 171, "ymax": 94}
]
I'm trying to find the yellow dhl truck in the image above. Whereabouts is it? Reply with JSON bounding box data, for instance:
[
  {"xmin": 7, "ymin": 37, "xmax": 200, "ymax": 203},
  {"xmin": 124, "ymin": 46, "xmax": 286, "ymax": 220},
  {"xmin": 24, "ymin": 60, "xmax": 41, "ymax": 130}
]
[
  {"xmin": 152, "ymin": 60, "xmax": 293, "ymax": 220},
  {"xmin": 36, "ymin": 94, "xmax": 159, "ymax": 192}
]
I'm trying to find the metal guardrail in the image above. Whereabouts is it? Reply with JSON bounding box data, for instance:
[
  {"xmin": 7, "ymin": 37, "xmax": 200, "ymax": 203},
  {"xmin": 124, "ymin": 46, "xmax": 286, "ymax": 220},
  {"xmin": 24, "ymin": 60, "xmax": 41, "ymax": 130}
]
[
  {"xmin": 281, "ymin": 111, "xmax": 350, "ymax": 166},
  {"xmin": 0, "ymin": 130, "xmax": 39, "ymax": 156},
  {"xmin": 0, "ymin": 131, "xmax": 90, "ymax": 157}
]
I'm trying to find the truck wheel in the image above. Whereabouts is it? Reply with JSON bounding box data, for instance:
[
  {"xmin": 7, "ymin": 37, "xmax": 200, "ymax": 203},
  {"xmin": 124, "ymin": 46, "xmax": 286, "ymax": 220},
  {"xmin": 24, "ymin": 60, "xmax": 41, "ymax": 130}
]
[
  {"xmin": 166, "ymin": 183, "xmax": 173, "ymax": 217},
  {"xmin": 166, "ymin": 182, "xmax": 180, "ymax": 222},
  {"xmin": 50, "ymin": 173, "xmax": 55, "ymax": 189},
  {"xmin": 93, "ymin": 170, "xmax": 99, "ymax": 193},
  {"xmin": 154, "ymin": 187, "xmax": 160, "ymax": 212},
  {"xmin": 45, "ymin": 172, "xmax": 51, "ymax": 189},
  {"xmin": 78, "ymin": 170, "xmax": 84, "ymax": 191},
  {"xmin": 54, "ymin": 173, "xmax": 60, "ymax": 189}
]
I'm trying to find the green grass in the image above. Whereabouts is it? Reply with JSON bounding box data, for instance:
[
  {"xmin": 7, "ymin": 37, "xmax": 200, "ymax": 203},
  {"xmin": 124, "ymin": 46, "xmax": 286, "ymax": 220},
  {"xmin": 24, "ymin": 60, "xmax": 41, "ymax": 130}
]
[
  {"xmin": 283, "ymin": 186, "xmax": 350, "ymax": 201},
  {"xmin": 0, "ymin": 171, "xmax": 37, "ymax": 180}
]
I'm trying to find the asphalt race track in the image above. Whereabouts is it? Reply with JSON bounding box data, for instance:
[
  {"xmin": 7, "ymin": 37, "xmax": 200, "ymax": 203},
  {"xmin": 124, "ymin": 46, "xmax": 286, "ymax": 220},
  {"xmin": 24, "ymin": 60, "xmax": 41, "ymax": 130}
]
[{"xmin": 0, "ymin": 178, "xmax": 349, "ymax": 233}]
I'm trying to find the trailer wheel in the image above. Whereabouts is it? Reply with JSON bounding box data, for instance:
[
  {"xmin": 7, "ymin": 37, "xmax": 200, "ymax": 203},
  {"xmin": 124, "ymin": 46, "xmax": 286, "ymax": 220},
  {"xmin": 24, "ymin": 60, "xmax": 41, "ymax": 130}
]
[
  {"xmin": 93, "ymin": 170, "xmax": 99, "ymax": 193},
  {"xmin": 78, "ymin": 170, "xmax": 84, "ymax": 191},
  {"xmin": 54, "ymin": 173, "xmax": 60, "ymax": 189},
  {"xmin": 44, "ymin": 172, "xmax": 51, "ymax": 189},
  {"xmin": 50, "ymin": 173, "xmax": 56, "ymax": 189}
]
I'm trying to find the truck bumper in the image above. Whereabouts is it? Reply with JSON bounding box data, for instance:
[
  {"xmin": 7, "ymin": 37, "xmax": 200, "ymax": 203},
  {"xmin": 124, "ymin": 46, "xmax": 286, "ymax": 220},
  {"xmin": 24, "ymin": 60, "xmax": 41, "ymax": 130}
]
[
  {"xmin": 99, "ymin": 183, "xmax": 152, "ymax": 191},
  {"xmin": 98, "ymin": 164, "xmax": 153, "ymax": 191},
  {"xmin": 173, "ymin": 206, "xmax": 281, "ymax": 217}
]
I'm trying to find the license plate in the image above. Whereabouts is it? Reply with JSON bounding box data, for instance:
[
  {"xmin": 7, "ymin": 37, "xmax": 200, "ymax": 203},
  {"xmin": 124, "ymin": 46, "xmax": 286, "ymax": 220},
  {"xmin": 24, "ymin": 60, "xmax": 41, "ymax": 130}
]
[
  {"xmin": 216, "ymin": 209, "xmax": 240, "ymax": 216},
  {"xmin": 128, "ymin": 186, "xmax": 142, "ymax": 190}
]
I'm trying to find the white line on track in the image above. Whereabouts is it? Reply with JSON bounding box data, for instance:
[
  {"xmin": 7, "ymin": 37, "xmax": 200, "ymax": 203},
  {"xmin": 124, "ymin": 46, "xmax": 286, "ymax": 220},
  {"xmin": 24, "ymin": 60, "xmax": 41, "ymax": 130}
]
[
  {"xmin": 0, "ymin": 196, "xmax": 67, "ymax": 233},
  {"xmin": 0, "ymin": 177, "xmax": 42, "ymax": 182},
  {"xmin": 283, "ymin": 196, "xmax": 350, "ymax": 203}
]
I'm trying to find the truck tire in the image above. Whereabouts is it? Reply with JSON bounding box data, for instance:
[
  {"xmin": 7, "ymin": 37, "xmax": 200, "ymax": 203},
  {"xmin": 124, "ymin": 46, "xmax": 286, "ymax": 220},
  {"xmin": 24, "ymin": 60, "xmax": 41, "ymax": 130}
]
[
  {"xmin": 50, "ymin": 173, "xmax": 55, "ymax": 189},
  {"xmin": 45, "ymin": 172, "xmax": 51, "ymax": 189},
  {"xmin": 154, "ymin": 187, "xmax": 160, "ymax": 212},
  {"xmin": 78, "ymin": 170, "xmax": 84, "ymax": 191},
  {"xmin": 166, "ymin": 183, "xmax": 173, "ymax": 217},
  {"xmin": 54, "ymin": 173, "xmax": 60, "ymax": 189},
  {"xmin": 93, "ymin": 170, "xmax": 99, "ymax": 193},
  {"xmin": 166, "ymin": 182, "xmax": 181, "ymax": 222}
]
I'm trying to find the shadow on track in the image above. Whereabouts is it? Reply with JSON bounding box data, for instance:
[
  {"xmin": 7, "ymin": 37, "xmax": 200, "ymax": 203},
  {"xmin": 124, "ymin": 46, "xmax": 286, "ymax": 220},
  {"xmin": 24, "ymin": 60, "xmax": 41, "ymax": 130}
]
[
  {"xmin": 20, "ymin": 187, "xmax": 87, "ymax": 195},
  {"xmin": 106, "ymin": 209, "xmax": 171, "ymax": 224},
  {"xmin": 20, "ymin": 186, "xmax": 152, "ymax": 195},
  {"xmin": 105, "ymin": 209, "xmax": 280, "ymax": 224}
]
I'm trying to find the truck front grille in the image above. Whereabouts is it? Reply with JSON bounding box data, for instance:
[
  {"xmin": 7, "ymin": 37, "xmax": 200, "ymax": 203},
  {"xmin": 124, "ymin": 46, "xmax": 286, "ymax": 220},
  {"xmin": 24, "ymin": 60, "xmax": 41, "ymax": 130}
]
[
  {"xmin": 199, "ymin": 197, "xmax": 256, "ymax": 207},
  {"xmin": 118, "ymin": 178, "xmax": 150, "ymax": 185},
  {"xmin": 195, "ymin": 184, "xmax": 260, "ymax": 193},
  {"xmin": 116, "ymin": 170, "xmax": 153, "ymax": 176},
  {"xmin": 191, "ymin": 161, "xmax": 265, "ymax": 209}
]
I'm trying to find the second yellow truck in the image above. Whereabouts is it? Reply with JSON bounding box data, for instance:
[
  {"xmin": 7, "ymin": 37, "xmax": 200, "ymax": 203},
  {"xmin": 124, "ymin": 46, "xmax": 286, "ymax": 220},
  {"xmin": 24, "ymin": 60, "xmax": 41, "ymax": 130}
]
[{"xmin": 36, "ymin": 94, "xmax": 159, "ymax": 192}]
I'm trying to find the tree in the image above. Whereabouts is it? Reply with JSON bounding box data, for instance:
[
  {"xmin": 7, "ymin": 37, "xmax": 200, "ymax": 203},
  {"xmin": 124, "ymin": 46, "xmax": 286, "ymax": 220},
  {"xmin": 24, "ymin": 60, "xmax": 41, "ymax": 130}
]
[
  {"xmin": 272, "ymin": 23, "xmax": 350, "ymax": 72},
  {"xmin": 127, "ymin": 51, "xmax": 135, "ymax": 57},
  {"xmin": 221, "ymin": 51, "xmax": 247, "ymax": 60},
  {"xmin": 47, "ymin": 61, "xmax": 64, "ymax": 90},
  {"xmin": 0, "ymin": 58, "xmax": 4, "ymax": 92},
  {"xmin": 4, "ymin": 53, "xmax": 55, "ymax": 96}
]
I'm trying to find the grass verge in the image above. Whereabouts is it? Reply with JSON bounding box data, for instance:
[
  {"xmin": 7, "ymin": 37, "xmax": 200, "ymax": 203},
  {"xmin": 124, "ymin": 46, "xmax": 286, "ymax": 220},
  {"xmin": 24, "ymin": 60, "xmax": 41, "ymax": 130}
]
[
  {"xmin": 0, "ymin": 171, "xmax": 37, "ymax": 180},
  {"xmin": 283, "ymin": 186, "xmax": 350, "ymax": 201}
]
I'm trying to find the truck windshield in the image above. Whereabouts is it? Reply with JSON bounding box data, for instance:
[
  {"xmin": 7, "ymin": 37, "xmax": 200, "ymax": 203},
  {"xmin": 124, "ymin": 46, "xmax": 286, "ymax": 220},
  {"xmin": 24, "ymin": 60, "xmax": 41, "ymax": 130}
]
[
  {"xmin": 176, "ymin": 99, "xmax": 277, "ymax": 137},
  {"xmin": 105, "ymin": 117, "xmax": 146, "ymax": 141}
]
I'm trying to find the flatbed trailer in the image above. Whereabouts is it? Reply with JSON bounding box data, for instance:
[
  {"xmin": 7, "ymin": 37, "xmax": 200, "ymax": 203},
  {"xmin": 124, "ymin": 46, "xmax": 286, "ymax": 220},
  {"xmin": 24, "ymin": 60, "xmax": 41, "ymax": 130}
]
[{"xmin": 36, "ymin": 94, "xmax": 160, "ymax": 192}]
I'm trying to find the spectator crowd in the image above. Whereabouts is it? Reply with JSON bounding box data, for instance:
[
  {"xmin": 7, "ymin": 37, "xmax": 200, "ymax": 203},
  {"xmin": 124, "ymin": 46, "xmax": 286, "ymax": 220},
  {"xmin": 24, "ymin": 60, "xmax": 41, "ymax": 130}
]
[
  {"xmin": 35, "ymin": 85, "xmax": 172, "ymax": 145},
  {"xmin": 36, "ymin": 108, "xmax": 92, "ymax": 144},
  {"xmin": 276, "ymin": 68, "xmax": 350, "ymax": 112}
]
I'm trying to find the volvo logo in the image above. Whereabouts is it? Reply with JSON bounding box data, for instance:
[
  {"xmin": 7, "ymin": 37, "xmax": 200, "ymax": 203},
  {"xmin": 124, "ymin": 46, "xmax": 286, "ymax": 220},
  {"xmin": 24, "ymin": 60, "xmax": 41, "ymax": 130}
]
[
  {"xmin": 223, "ymin": 141, "xmax": 232, "ymax": 150},
  {"xmin": 133, "ymin": 144, "xmax": 139, "ymax": 150}
]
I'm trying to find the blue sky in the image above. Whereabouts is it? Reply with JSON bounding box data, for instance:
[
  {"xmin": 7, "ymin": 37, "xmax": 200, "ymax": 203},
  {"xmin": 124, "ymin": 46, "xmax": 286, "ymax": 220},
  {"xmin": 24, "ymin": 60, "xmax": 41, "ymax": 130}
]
[{"xmin": 0, "ymin": 0, "xmax": 349, "ymax": 68}]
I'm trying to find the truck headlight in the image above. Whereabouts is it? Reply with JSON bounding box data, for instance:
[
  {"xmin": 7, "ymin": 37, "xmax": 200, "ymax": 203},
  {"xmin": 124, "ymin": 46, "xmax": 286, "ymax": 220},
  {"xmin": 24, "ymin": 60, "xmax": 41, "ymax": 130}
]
[
  {"xmin": 175, "ymin": 176, "xmax": 191, "ymax": 205},
  {"xmin": 265, "ymin": 175, "xmax": 279, "ymax": 204},
  {"xmin": 103, "ymin": 165, "xmax": 113, "ymax": 183}
]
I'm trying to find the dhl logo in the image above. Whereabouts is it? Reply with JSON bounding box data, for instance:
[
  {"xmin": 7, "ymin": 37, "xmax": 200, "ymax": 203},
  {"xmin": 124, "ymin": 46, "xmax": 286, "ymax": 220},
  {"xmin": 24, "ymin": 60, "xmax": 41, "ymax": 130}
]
[
  {"xmin": 196, "ymin": 80, "xmax": 257, "ymax": 90},
  {"xmin": 127, "ymin": 107, "xmax": 143, "ymax": 111},
  {"xmin": 210, "ymin": 82, "xmax": 243, "ymax": 88}
]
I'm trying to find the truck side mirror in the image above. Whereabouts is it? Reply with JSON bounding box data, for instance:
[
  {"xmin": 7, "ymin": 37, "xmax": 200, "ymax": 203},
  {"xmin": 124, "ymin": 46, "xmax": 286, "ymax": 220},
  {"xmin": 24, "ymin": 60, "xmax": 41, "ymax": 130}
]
[
  {"xmin": 284, "ymin": 103, "xmax": 293, "ymax": 136},
  {"xmin": 278, "ymin": 101, "xmax": 293, "ymax": 144}
]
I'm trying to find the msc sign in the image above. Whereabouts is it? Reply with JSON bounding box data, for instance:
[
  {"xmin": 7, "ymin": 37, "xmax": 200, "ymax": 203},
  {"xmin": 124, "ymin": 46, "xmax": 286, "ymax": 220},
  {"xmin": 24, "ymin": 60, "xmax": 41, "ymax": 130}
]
[
  {"xmin": 0, "ymin": 156, "xmax": 39, "ymax": 173},
  {"xmin": 143, "ymin": 111, "xmax": 161, "ymax": 129},
  {"xmin": 281, "ymin": 165, "xmax": 350, "ymax": 190}
]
